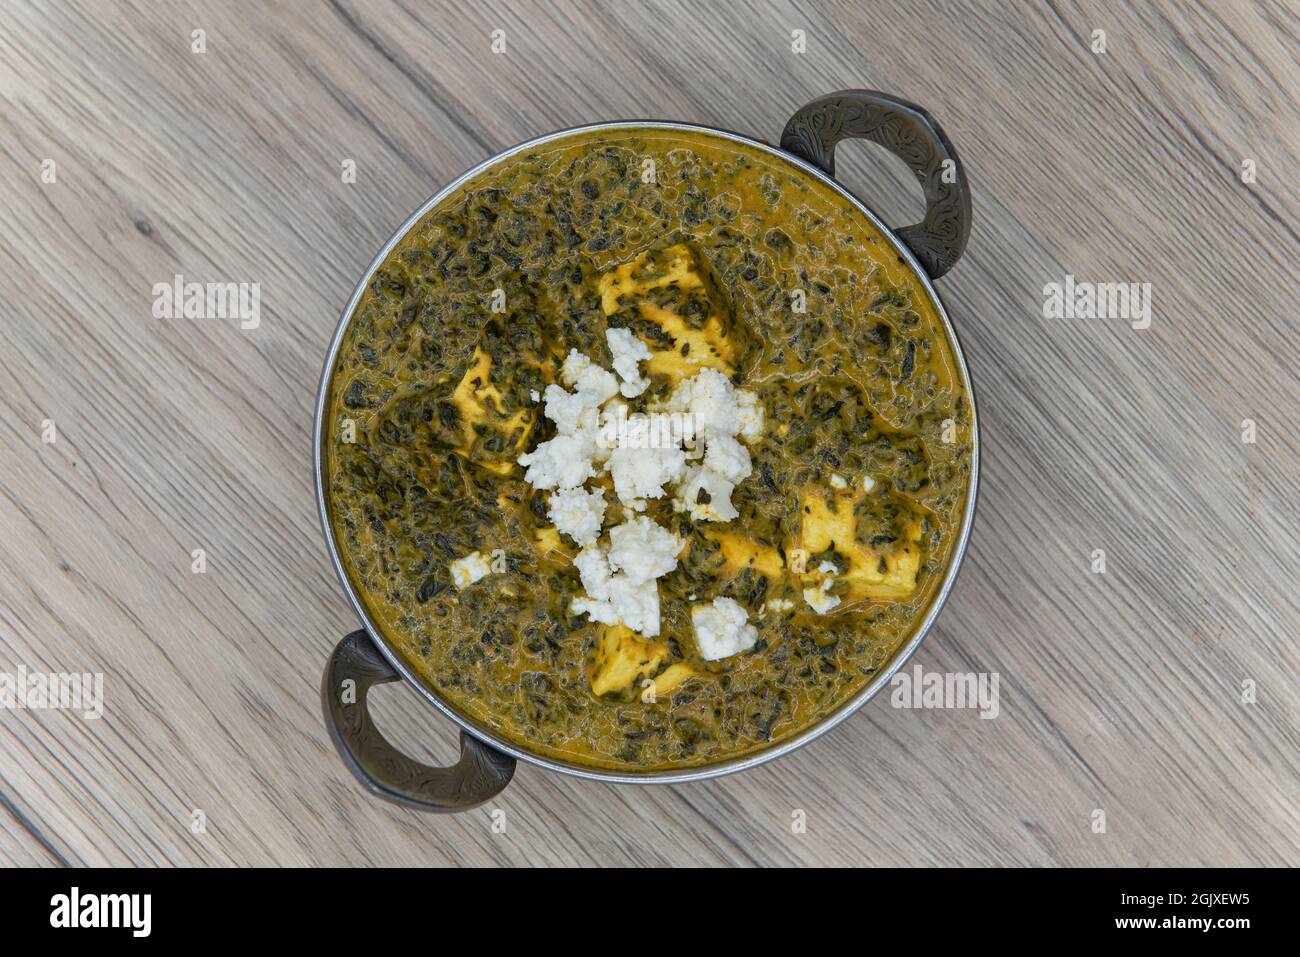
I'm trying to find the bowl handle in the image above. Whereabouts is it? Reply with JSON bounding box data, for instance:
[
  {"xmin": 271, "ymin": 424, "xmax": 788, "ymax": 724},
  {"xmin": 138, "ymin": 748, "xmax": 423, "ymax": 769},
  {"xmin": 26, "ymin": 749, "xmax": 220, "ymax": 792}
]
[
  {"xmin": 780, "ymin": 90, "xmax": 971, "ymax": 279},
  {"xmin": 321, "ymin": 630, "xmax": 516, "ymax": 812}
]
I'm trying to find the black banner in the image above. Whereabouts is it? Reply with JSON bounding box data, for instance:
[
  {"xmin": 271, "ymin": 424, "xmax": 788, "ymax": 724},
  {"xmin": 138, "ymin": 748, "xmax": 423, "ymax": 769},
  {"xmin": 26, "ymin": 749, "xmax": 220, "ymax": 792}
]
[{"xmin": 0, "ymin": 867, "xmax": 1277, "ymax": 942}]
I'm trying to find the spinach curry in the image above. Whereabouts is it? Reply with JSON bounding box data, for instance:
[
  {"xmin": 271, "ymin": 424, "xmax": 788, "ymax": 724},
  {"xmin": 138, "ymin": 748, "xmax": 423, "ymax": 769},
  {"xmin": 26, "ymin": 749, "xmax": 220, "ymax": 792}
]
[{"xmin": 325, "ymin": 127, "xmax": 973, "ymax": 771}]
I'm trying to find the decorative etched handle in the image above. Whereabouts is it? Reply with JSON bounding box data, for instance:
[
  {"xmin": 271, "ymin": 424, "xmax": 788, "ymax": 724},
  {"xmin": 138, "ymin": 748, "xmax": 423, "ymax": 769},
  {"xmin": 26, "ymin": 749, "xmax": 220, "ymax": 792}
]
[
  {"xmin": 780, "ymin": 90, "xmax": 972, "ymax": 279},
  {"xmin": 321, "ymin": 630, "xmax": 516, "ymax": 812}
]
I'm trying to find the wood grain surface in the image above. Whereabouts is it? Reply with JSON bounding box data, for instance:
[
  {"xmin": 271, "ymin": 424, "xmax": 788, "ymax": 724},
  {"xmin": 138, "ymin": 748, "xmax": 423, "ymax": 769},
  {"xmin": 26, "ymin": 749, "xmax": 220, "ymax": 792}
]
[{"xmin": 0, "ymin": 0, "xmax": 1295, "ymax": 867}]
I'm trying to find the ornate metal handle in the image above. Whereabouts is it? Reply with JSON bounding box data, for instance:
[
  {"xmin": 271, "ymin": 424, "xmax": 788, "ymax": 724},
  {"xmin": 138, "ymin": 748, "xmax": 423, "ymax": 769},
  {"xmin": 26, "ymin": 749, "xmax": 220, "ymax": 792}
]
[
  {"xmin": 321, "ymin": 630, "xmax": 516, "ymax": 812},
  {"xmin": 780, "ymin": 90, "xmax": 972, "ymax": 279}
]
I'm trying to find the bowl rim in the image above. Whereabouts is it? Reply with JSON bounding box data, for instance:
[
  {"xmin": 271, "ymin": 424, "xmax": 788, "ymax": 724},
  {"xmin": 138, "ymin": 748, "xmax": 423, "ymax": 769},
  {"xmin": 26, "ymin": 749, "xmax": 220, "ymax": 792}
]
[{"xmin": 312, "ymin": 119, "xmax": 981, "ymax": 784}]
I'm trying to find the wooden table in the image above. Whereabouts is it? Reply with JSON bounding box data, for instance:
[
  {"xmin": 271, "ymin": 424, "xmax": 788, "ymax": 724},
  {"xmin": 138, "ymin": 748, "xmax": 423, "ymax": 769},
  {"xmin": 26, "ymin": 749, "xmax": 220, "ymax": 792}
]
[{"xmin": 0, "ymin": 0, "xmax": 1295, "ymax": 867}]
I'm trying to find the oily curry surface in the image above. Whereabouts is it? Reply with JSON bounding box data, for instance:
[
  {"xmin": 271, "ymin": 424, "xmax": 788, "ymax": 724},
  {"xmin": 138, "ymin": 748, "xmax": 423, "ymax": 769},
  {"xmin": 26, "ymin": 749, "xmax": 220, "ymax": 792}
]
[{"xmin": 325, "ymin": 127, "xmax": 973, "ymax": 771}]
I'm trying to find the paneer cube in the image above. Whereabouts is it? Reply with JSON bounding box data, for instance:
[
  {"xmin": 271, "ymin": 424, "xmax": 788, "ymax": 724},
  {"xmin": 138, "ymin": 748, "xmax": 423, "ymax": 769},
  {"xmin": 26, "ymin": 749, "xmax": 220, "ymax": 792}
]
[
  {"xmin": 792, "ymin": 486, "xmax": 924, "ymax": 601},
  {"xmin": 596, "ymin": 243, "xmax": 754, "ymax": 384}
]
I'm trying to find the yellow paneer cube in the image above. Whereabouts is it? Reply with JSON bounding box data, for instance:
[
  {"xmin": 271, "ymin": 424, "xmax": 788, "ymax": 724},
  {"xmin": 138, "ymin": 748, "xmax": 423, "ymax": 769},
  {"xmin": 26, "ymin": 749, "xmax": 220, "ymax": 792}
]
[
  {"xmin": 647, "ymin": 662, "xmax": 697, "ymax": 699},
  {"xmin": 596, "ymin": 243, "xmax": 752, "ymax": 383},
  {"xmin": 703, "ymin": 528, "xmax": 785, "ymax": 580},
  {"xmin": 588, "ymin": 625, "xmax": 699, "ymax": 702},
  {"xmin": 447, "ymin": 345, "xmax": 537, "ymax": 475},
  {"xmin": 792, "ymin": 487, "xmax": 923, "ymax": 602},
  {"xmin": 589, "ymin": 624, "xmax": 668, "ymax": 698}
]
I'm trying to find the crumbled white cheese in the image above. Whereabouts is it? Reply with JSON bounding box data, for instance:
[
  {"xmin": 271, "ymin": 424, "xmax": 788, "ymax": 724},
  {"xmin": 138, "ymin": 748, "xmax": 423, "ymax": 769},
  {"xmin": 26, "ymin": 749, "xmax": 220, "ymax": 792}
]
[
  {"xmin": 519, "ymin": 355, "xmax": 768, "ymax": 640},
  {"xmin": 660, "ymin": 369, "xmax": 759, "ymax": 522},
  {"xmin": 609, "ymin": 578, "xmax": 659, "ymax": 635},
  {"xmin": 829, "ymin": 473, "xmax": 847, "ymax": 490},
  {"xmin": 557, "ymin": 348, "xmax": 618, "ymax": 406},
  {"xmin": 667, "ymin": 371, "xmax": 762, "ymax": 443},
  {"xmin": 607, "ymin": 435, "xmax": 687, "ymax": 507},
  {"xmin": 560, "ymin": 349, "xmax": 590, "ymax": 384},
  {"xmin": 547, "ymin": 486, "xmax": 606, "ymax": 546},
  {"xmin": 573, "ymin": 544, "xmax": 612, "ymax": 596},
  {"xmin": 450, "ymin": 551, "xmax": 492, "ymax": 589},
  {"xmin": 666, "ymin": 367, "xmax": 741, "ymax": 437},
  {"xmin": 764, "ymin": 597, "xmax": 795, "ymax": 615},
  {"xmin": 606, "ymin": 327, "xmax": 652, "ymax": 398},
  {"xmin": 862, "ymin": 475, "xmax": 877, "ymax": 493},
  {"xmin": 817, "ymin": 560, "xmax": 838, "ymax": 574},
  {"xmin": 529, "ymin": 389, "xmax": 539, "ymax": 403},
  {"xmin": 518, "ymin": 433, "xmax": 596, "ymax": 490},
  {"xmin": 703, "ymin": 433, "xmax": 751, "ymax": 484},
  {"xmin": 592, "ymin": 399, "xmax": 626, "ymax": 464},
  {"xmin": 569, "ymin": 542, "xmax": 664, "ymax": 636},
  {"xmin": 602, "ymin": 407, "xmax": 690, "ymax": 507},
  {"xmin": 520, "ymin": 350, "xmax": 620, "ymax": 490},
  {"xmin": 691, "ymin": 597, "xmax": 758, "ymax": 660},
  {"xmin": 569, "ymin": 594, "xmax": 618, "ymax": 627},
  {"xmin": 569, "ymin": 519, "xmax": 681, "ymax": 636},
  {"xmin": 573, "ymin": 576, "xmax": 661, "ymax": 635},
  {"xmin": 803, "ymin": 581, "xmax": 841, "ymax": 614},
  {"xmin": 541, "ymin": 383, "xmax": 598, "ymax": 437},
  {"xmin": 575, "ymin": 366, "xmax": 619, "ymax": 406},
  {"xmin": 675, "ymin": 464, "xmax": 739, "ymax": 522},
  {"xmin": 735, "ymin": 389, "xmax": 764, "ymax": 442},
  {"xmin": 607, "ymin": 516, "xmax": 681, "ymax": 584}
]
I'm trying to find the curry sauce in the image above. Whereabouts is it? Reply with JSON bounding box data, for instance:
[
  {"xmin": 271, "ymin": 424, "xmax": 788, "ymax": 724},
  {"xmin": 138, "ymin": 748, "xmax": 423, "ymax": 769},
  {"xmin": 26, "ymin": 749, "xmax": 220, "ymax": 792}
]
[{"xmin": 324, "ymin": 127, "xmax": 973, "ymax": 771}]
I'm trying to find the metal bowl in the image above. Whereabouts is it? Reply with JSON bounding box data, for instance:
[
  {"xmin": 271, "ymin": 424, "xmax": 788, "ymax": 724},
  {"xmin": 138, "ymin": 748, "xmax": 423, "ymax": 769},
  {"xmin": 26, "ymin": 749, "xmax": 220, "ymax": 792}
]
[{"xmin": 314, "ymin": 90, "xmax": 978, "ymax": 810}]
